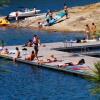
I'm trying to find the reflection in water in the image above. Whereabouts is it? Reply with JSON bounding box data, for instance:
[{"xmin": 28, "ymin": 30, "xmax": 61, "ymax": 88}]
[
  {"xmin": 0, "ymin": 0, "xmax": 10, "ymax": 6},
  {"xmin": 0, "ymin": 60, "xmax": 11, "ymax": 74},
  {"xmin": 0, "ymin": 58, "xmax": 100, "ymax": 99},
  {"xmin": 91, "ymin": 83, "xmax": 100, "ymax": 95}
]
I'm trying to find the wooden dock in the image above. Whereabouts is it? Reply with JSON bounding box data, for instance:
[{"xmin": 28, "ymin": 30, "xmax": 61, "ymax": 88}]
[{"xmin": 0, "ymin": 41, "xmax": 100, "ymax": 78}]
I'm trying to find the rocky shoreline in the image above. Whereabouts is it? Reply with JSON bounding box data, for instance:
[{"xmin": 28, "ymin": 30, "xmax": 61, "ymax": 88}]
[{"xmin": 9, "ymin": 3, "xmax": 100, "ymax": 33}]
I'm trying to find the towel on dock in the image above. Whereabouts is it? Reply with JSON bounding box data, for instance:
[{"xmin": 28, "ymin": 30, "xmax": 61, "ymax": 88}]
[{"xmin": 63, "ymin": 64, "xmax": 90, "ymax": 71}]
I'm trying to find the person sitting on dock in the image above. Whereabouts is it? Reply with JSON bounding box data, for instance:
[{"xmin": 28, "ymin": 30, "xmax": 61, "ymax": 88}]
[
  {"xmin": 25, "ymin": 50, "xmax": 35, "ymax": 61},
  {"xmin": 0, "ymin": 48, "xmax": 9, "ymax": 55},
  {"xmin": 27, "ymin": 40, "xmax": 33, "ymax": 47},
  {"xmin": 23, "ymin": 40, "xmax": 33, "ymax": 47},
  {"xmin": 24, "ymin": 39, "xmax": 33, "ymax": 47},
  {"xmin": 13, "ymin": 47, "xmax": 21, "ymax": 62}
]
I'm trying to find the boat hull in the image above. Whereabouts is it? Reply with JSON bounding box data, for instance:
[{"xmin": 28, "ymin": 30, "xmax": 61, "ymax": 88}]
[
  {"xmin": 0, "ymin": 18, "xmax": 10, "ymax": 26},
  {"xmin": 9, "ymin": 10, "xmax": 40, "ymax": 18}
]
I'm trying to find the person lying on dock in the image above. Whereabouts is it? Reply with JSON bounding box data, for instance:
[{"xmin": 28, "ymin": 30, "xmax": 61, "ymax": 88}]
[
  {"xmin": 38, "ymin": 55, "xmax": 59, "ymax": 64},
  {"xmin": 25, "ymin": 50, "xmax": 35, "ymax": 61},
  {"xmin": 0, "ymin": 48, "xmax": 9, "ymax": 56},
  {"xmin": 13, "ymin": 47, "xmax": 21, "ymax": 62},
  {"xmin": 47, "ymin": 55, "xmax": 57, "ymax": 62},
  {"xmin": 58, "ymin": 59, "xmax": 85, "ymax": 68}
]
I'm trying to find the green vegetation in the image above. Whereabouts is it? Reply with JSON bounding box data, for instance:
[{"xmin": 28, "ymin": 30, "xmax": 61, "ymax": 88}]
[
  {"xmin": 96, "ymin": 32, "xmax": 100, "ymax": 38},
  {"xmin": 90, "ymin": 62, "xmax": 100, "ymax": 94},
  {"xmin": 91, "ymin": 84, "xmax": 100, "ymax": 95},
  {"xmin": 92, "ymin": 62, "xmax": 100, "ymax": 82}
]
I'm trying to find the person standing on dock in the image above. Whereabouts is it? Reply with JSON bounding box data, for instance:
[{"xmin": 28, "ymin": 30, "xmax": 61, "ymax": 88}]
[
  {"xmin": 33, "ymin": 35, "xmax": 41, "ymax": 59},
  {"xmin": 91, "ymin": 22, "xmax": 96, "ymax": 39},
  {"xmin": 13, "ymin": 47, "xmax": 21, "ymax": 62},
  {"xmin": 85, "ymin": 24, "xmax": 91, "ymax": 39}
]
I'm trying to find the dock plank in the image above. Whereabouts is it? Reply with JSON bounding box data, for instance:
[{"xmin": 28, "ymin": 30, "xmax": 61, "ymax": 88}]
[{"xmin": 0, "ymin": 41, "xmax": 100, "ymax": 78}]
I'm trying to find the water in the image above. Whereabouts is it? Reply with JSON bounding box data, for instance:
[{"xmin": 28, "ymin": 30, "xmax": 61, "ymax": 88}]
[
  {"xmin": 0, "ymin": 28, "xmax": 99, "ymax": 100},
  {"xmin": 0, "ymin": 0, "xmax": 100, "ymax": 99},
  {"xmin": 0, "ymin": 0, "xmax": 99, "ymax": 16},
  {"xmin": 0, "ymin": 59, "xmax": 100, "ymax": 100},
  {"xmin": 0, "ymin": 28, "xmax": 85, "ymax": 45}
]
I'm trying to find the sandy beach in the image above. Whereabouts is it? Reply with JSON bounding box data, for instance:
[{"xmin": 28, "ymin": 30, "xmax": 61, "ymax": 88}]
[{"xmin": 9, "ymin": 3, "xmax": 100, "ymax": 33}]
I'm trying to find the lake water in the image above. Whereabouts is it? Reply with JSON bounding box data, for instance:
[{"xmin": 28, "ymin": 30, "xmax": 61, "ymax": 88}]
[
  {"xmin": 0, "ymin": 58, "xmax": 100, "ymax": 100},
  {"xmin": 0, "ymin": 0, "xmax": 99, "ymax": 16},
  {"xmin": 0, "ymin": 28, "xmax": 85, "ymax": 45},
  {"xmin": 0, "ymin": 0, "xmax": 100, "ymax": 100},
  {"xmin": 0, "ymin": 27, "xmax": 100, "ymax": 100}
]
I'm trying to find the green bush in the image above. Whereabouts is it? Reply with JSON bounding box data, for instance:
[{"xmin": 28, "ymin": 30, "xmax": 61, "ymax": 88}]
[
  {"xmin": 91, "ymin": 62, "xmax": 100, "ymax": 82},
  {"xmin": 96, "ymin": 33, "xmax": 100, "ymax": 38}
]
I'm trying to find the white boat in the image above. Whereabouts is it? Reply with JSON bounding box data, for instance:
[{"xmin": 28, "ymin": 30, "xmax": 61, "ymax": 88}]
[{"xmin": 9, "ymin": 8, "xmax": 41, "ymax": 18}]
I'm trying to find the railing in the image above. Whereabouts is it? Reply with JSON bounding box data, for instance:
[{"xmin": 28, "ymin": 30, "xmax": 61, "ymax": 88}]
[
  {"xmin": 81, "ymin": 46, "xmax": 89, "ymax": 54},
  {"xmin": 63, "ymin": 40, "xmax": 74, "ymax": 47}
]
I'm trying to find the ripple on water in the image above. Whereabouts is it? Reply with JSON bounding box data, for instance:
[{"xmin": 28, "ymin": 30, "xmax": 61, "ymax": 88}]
[{"xmin": 0, "ymin": 59, "xmax": 100, "ymax": 99}]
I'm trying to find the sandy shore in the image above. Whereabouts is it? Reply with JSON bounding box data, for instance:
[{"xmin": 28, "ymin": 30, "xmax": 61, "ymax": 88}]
[{"xmin": 9, "ymin": 3, "xmax": 100, "ymax": 33}]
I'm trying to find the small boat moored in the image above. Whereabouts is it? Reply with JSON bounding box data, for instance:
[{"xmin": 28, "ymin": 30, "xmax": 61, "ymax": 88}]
[
  {"xmin": 9, "ymin": 8, "xmax": 41, "ymax": 19},
  {"xmin": 0, "ymin": 18, "xmax": 10, "ymax": 26}
]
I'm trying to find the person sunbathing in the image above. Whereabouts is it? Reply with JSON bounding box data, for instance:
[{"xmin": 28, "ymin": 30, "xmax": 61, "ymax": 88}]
[
  {"xmin": 0, "ymin": 48, "xmax": 9, "ymax": 55},
  {"xmin": 58, "ymin": 59, "xmax": 85, "ymax": 67},
  {"xmin": 47, "ymin": 55, "xmax": 57, "ymax": 62},
  {"xmin": 38, "ymin": 55, "xmax": 58, "ymax": 64},
  {"xmin": 25, "ymin": 51, "xmax": 35, "ymax": 61}
]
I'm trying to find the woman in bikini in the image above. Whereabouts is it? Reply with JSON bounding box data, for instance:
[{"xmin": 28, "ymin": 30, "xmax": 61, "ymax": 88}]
[
  {"xmin": 85, "ymin": 24, "xmax": 91, "ymax": 39},
  {"xmin": 25, "ymin": 50, "xmax": 35, "ymax": 61},
  {"xmin": 91, "ymin": 23, "xmax": 96, "ymax": 39},
  {"xmin": 13, "ymin": 47, "xmax": 21, "ymax": 62}
]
